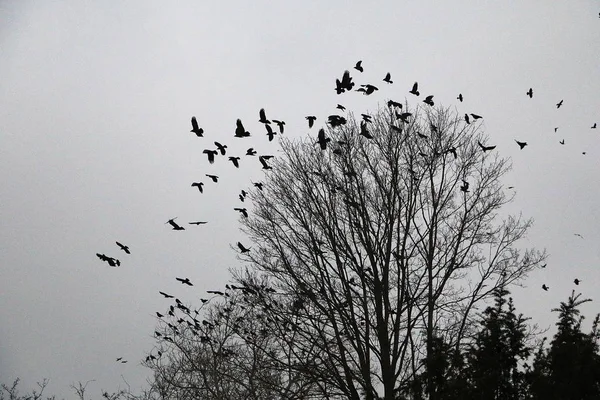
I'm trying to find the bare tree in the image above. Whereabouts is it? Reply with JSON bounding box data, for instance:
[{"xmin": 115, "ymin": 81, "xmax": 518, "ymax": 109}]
[{"xmin": 233, "ymin": 103, "xmax": 545, "ymax": 400}]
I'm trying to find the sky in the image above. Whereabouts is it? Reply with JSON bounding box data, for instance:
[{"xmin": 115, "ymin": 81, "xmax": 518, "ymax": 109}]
[{"xmin": 1, "ymin": 1, "xmax": 599, "ymax": 398}]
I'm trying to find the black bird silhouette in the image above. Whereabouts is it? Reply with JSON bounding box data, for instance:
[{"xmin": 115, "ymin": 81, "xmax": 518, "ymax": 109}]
[
  {"xmin": 354, "ymin": 60, "xmax": 363, "ymax": 72},
  {"xmin": 205, "ymin": 174, "xmax": 218, "ymax": 183},
  {"xmin": 360, "ymin": 121, "xmax": 373, "ymax": 139},
  {"xmin": 214, "ymin": 142, "xmax": 227, "ymax": 155},
  {"xmin": 189, "ymin": 221, "xmax": 207, "ymax": 225},
  {"xmin": 457, "ymin": 93, "xmax": 463, "ymax": 102},
  {"xmin": 316, "ymin": 128, "xmax": 330, "ymax": 150},
  {"xmin": 358, "ymin": 84, "xmax": 378, "ymax": 95},
  {"xmin": 159, "ymin": 291, "xmax": 174, "ymax": 299},
  {"xmin": 464, "ymin": 114, "xmax": 471, "ymax": 124},
  {"xmin": 265, "ymin": 124, "xmax": 277, "ymax": 141},
  {"xmin": 542, "ymin": 284, "xmax": 549, "ymax": 291},
  {"xmin": 383, "ymin": 72, "xmax": 393, "ymax": 83},
  {"xmin": 176, "ymin": 277, "xmax": 193, "ymax": 286},
  {"xmin": 259, "ymin": 155, "xmax": 272, "ymax": 170},
  {"xmin": 335, "ymin": 70, "xmax": 355, "ymax": 94},
  {"xmin": 460, "ymin": 180, "xmax": 469, "ymax": 193},
  {"xmin": 237, "ymin": 242, "xmax": 251, "ymax": 253},
  {"xmin": 253, "ymin": 182, "xmax": 263, "ymax": 190},
  {"xmin": 246, "ymin": 148, "xmax": 257, "ymax": 156},
  {"xmin": 336, "ymin": 104, "xmax": 346, "ymax": 111},
  {"xmin": 526, "ymin": 88, "xmax": 533, "ymax": 98},
  {"xmin": 156, "ymin": 312, "xmax": 163, "ymax": 318},
  {"xmin": 272, "ymin": 119, "xmax": 285, "ymax": 133},
  {"xmin": 116, "ymin": 357, "xmax": 123, "ymax": 362},
  {"xmin": 574, "ymin": 278, "xmax": 581, "ymax": 285},
  {"xmin": 228, "ymin": 156, "xmax": 240, "ymax": 168},
  {"xmin": 409, "ymin": 82, "xmax": 420, "ymax": 96},
  {"xmin": 190, "ymin": 117, "xmax": 203, "ymax": 137},
  {"xmin": 116, "ymin": 242, "xmax": 130, "ymax": 254},
  {"xmin": 259, "ymin": 108, "xmax": 270, "ymax": 124},
  {"xmin": 559, "ymin": 139, "xmax": 565, "ymax": 145},
  {"xmin": 306, "ymin": 116, "xmax": 317, "ymax": 128},
  {"xmin": 203, "ymin": 149, "xmax": 218, "ymax": 164},
  {"xmin": 191, "ymin": 182, "xmax": 204, "ymax": 193},
  {"xmin": 556, "ymin": 100, "xmax": 563, "ymax": 108},
  {"xmin": 574, "ymin": 233, "xmax": 584, "ymax": 239},
  {"xmin": 121, "ymin": 360, "xmax": 128, "ymax": 364},
  {"xmin": 328, "ymin": 115, "xmax": 347, "ymax": 127},
  {"xmin": 515, "ymin": 140, "xmax": 528, "ymax": 150},
  {"xmin": 423, "ymin": 95, "xmax": 434, "ymax": 106},
  {"xmin": 166, "ymin": 218, "xmax": 185, "ymax": 231},
  {"xmin": 234, "ymin": 208, "xmax": 248, "ymax": 218},
  {"xmin": 478, "ymin": 141, "xmax": 496, "ymax": 152},
  {"xmin": 397, "ymin": 112, "xmax": 412, "ymax": 123},
  {"xmin": 96, "ymin": 253, "xmax": 119, "ymax": 267},
  {"xmin": 388, "ymin": 100, "xmax": 402, "ymax": 109},
  {"xmin": 417, "ymin": 131, "xmax": 429, "ymax": 139},
  {"xmin": 592, "ymin": 123, "xmax": 597, "ymax": 129},
  {"xmin": 470, "ymin": 113, "xmax": 482, "ymax": 120},
  {"xmin": 235, "ymin": 119, "xmax": 251, "ymax": 137}
]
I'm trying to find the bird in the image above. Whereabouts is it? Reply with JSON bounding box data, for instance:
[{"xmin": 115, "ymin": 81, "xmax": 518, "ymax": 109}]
[
  {"xmin": 191, "ymin": 182, "xmax": 204, "ymax": 193},
  {"xmin": 116, "ymin": 357, "xmax": 123, "ymax": 362},
  {"xmin": 272, "ymin": 119, "xmax": 285, "ymax": 133},
  {"xmin": 540, "ymin": 263, "xmax": 547, "ymax": 268},
  {"xmin": 336, "ymin": 104, "xmax": 346, "ymax": 111},
  {"xmin": 464, "ymin": 114, "xmax": 471, "ymax": 124},
  {"xmin": 515, "ymin": 140, "xmax": 528, "ymax": 150},
  {"xmin": 388, "ymin": 100, "xmax": 402, "ymax": 109},
  {"xmin": 228, "ymin": 156, "xmax": 240, "ymax": 168},
  {"xmin": 478, "ymin": 141, "xmax": 496, "ymax": 152},
  {"xmin": 457, "ymin": 93, "xmax": 463, "ymax": 102},
  {"xmin": 234, "ymin": 208, "xmax": 248, "ymax": 218},
  {"xmin": 205, "ymin": 174, "xmax": 218, "ymax": 183},
  {"xmin": 189, "ymin": 221, "xmax": 207, "ymax": 225},
  {"xmin": 361, "ymin": 114, "xmax": 372, "ymax": 123},
  {"xmin": 259, "ymin": 155, "xmax": 272, "ymax": 170},
  {"xmin": 316, "ymin": 128, "xmax": 330, "ymax": 150},
  {"xmin": 409, "ymin": 82, "xmax": 420, "ymax": 96},
  {"xmin": 335, "ymin": 70, "xmax": 355, "ymax": 94},
  {"xmin": 176, "ymin": 277, "xmax": 193, "ymax": 286},
  {"xmin": 470, "ymin": 113, "xmax": 482, "ymax": 120},
  {"xmin": 166, "ymin": 218, "xmax": 185, "ymax": 231},
  {"xmin": 354, "ymin": 60, "xmax": 363, "ymax": 72},
  {"xmin": 360, "ymin": 121, "xmax": 373, "ymax": 139},
  {"xmin": 235, "ymin": 119, "xmax": 251, "ymax": 137},
  {"xmin": 559, "ymin": 139, "xmax": 565, "ymax": 145},
  {"xmin": 556, "ymin": 100, "xmax": 563, "ymax": 108},
  {"xmin": 574, "ymin": 233, "xmax": 584, "ymax": 239},
  {"xmin": 190, "ymin": 117, "xmax": 204, "ymax": 137},
  {"xmin": 214, "ymin": 142, "xmax": 227, "ymax": 155},
  {"xmin": 306, "ymin": 116, "xmax": 317, "ymax": 128},
  {"xmin": 253, "ymin": 182, "xmax": 263, "ymax": 190},
  {"xmin": 460, "ymin": 180, "xmax": 469, "ymax": 193},
  {"xmin": 397, "ymin": 112, "xmax": 412, "ymax": 123},
  {"xmin": 592, "ymin": 123, "xmax": 597, "ymax": 129},
  {"xmin": 358, "ymin": 84, "xmax": 378, "ymax": 95},
  {"xmin": 237, "ymin": 242, "xmax": 251, "ymax": 253},
  {"xmin": 156, "ymin": 312, "xmax": 163, "ymax": 318},
  {"xmin": 259, "ymin": 108, "xmax": 270, "ymax": 124},
  {"xmin": 238, "ymin": 194, "xmax": 245, "ymax": 202},
  {"xmin": 383, "ymin": 72, "xmax": 393, "ymax": 83},
  {"xmin": 116, "ymin": 242, "xmax": 130, "ymax": 254},
  {"xmin": 423, "ymin": 95, "xmax": 434, "ymax": 106},
  {"xmin": 574, "ymin": 278, "xmax": 581, "ymax": 285},
  {"xmin": 96, "ymin": 253, "xmax": 119, "ymax": 267},
  {"xmin": 121, "ymin": 360, "xmax": 127, "ymax": 364},
  {"xmin": 542, "ymin": 284, "xmax": 549, "ymax": 291},
  {"xmin": 526, "ymin": 88, "xmax": 533, "ymax": 98},
  {"xmin": 159, "ymin": 291, "xmax": 174, "ymax": 299},
  {"xmin": 265, "ymin": 124, "xmax": 277, "ymax": 141},
  {"xmin": 246, "ymin": 148, "xmax": 257, "ymax": 156},
  {"xmin": 203, "ymin": 149, "xmax": 218, "ymax": 164}
]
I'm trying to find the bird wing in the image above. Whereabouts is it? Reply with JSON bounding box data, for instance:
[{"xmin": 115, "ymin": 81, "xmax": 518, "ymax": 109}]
[{"xmin": 191, "ymin": 117, "xmax": 199, "ymax": 130}]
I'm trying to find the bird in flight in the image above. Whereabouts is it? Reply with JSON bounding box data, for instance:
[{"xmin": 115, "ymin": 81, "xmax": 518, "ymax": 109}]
[
  {"xmin": 166, "ymin": 218, "xmax": 185, "ymax": 231},
  {"xmin": 316, "ymin": 128, "xmax": 330, "ymax": 150},
  {"xmin": 574, "ymin": 278, "xmax": 581, "ymax": 285},
  {"xmin": 237, "ymin": 242, "xmax": 251, "ymax": 253},
  {"xmin": 259, "ymin": 108, "xmax": 270, "ymax": 124},
  {"xmin": 336, "ymin": 104, "xmax": 346, "ymax": 111},
  {"xmin": 409, "ymin": 82, "xmax": 420, "ymax": 96},
  {"xmin": 214, "ymin": 142, "xmax": 227, "ymax": 155},
  {"xmin": 592, "ymin": 123, "xmax": 597, "ymax": 129},
  {"xmin": 96, "ymin": 253, "xmax": 119, "ymax": 267},
  {"xmin": 259, "ymin": 155, "xmax": 273, "ymax": 170},
  {"xmin": 354, "ymin": 60, "xmax": 363, "ymax": 72},
  {"xmin": 228, "ymin": 156, "xmax": 241, "ymax": 168},
  {"xmin": 388, "ymin": 100, "xmax": 402, "ymax": 109},
  {"xmin": 203, "ymin": 149, "xmax": 218, "ymax": 164},
  {"xmin": 234, "ymin": 207, "xmax": 248, "ymax": 218},
  {"xmin": 191, "ymin": 182, "xmax": 204, "ymax": 193},
  {"xmin": 470, "ymin": 113, "xmax": 482, "ymax": 120},
  {"xmin": 574, "ymin": 233, "xmax": 584, "ymax": 239},
  {"xmin": 360, "ymin": 121, "xmax": 373, "ymax": 139},
  {"xmin": 265, "ymin": 124, "xmax": 277, "ymax": 141},
  {"xmin": 526, "ymin": 88, "xmax": 533, "ymax": 98},
  {"xmin": 116, "ymin": 242, "xmax": 130, "ymax": 254},
  {"xmin": 253, "ymin": 182, "xmax": 263, "ymax": 191},
  {"xmin": 478, "ymin": 141, "xmax": 496, "ymax": 152},
  {"xmin": 156, "ymin": 312, "xmax": 163, "ymax": 318},
  {"xmin": 176, "ymin": 277, "xmax": 193, "ymax": 286},
  {"xmin": 542, "ymin": 284, "xmax": 549, "ymax": 291},
  {"xmin": 235, "ymin": 119, "xmax": 251, "ymax": 137},
  {"xmin": 272, "ymin": 119, "xmax": 285, "ymax": 133},
  {"xmin": 335, "ymin": 70, "xmax": 355, "ymax": 94},
  {"xmin": 559, "ymin": 139, "xmax": 565, "ymax": 145},
  {"xmin": 556, "ymin": 99, "xmax": 563, "ymax": 108},
  {"xmin": 357, "ymin": 84, "xmax": 378, "ymax": 95},
  {"xmin": 190, "ymin": 117, "xmax": 204, "ymax": 137},
  {"xmin": 515, "ymin": 140, "xmax": 528, "ymax": 150},
  {"xmin": 464, "ymin": 114, "xmax": 471, "ymax": 124},
  {"xmin": 306, "ymin": 116, "xmax": 317, "ymax": 128},
  {"xmin": 457, "ymin": 93, "xmax": 463, "ymax": 102},
  {"xmin": 423, "ymin": 95, "xmax": 434, "ymax": 106},
  {"xmin": 383, "ymin": 72, "xmax": 393, "ymax": 83},
  {"xmin": 205, "ymin": 174, "xmax": 218, "ymax": 183},
  {"xmin": 189, "ymin": 221, "xmax": 207, "ymax": 225},
  {"xmin": 246, "ymin": 148, "xmax": 257, "ymax": 156},
  {"xmin": 159, "ymin": 291, "xmax": 174, "ymax": 299}
]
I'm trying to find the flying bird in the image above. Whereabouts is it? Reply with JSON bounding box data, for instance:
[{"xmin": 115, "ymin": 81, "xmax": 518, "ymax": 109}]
[
  {"xmin": 156, "ymin": 312, "xmax": 163, "ymax": 318},
  {"xmin": 116, "ymin": 357, "xmax": 123, "ymax": 362},
  {"xmin": 383, "ymin": 72, "xmax": 393, "ymax": 83},
  {"xmin": 306, "ymin": 116, "xmax": 317, "ymax": 128},
  {"xmin": 526, "ymin": 88, "xmax": 533, "ymax": 98},
  {"xmin": 234, "ymin": 208, "xmax": 248, "ymax": 218},
  {"xmin": 272, "ymin": 119, "xmax": 285, "ymax": 133},
  {"xmin": 205, "ymin": 174, "xmax": 218, "ymax": 183},
  {"xmin": 253, "ymin": 182, "xmax": 263, "ymax": 190},
  {"xmin": 574, "ymin": 278, "xmax": 581, "ymax": 285},
  {"xmin": 259, "ymin": 155, "xmax": 272, "ymax": 170},
  {"xmin": 478, "ymin": 141, "xmax": 496, "ymax": 152},
  {"xmin": 265, "ymin": 124, "xmax": 277, "ymax": 141},
  {"xmin": 542, "ymin": 284, "xmax": 549, "ymax": 291},
  {"xmin": 559, "ymin": 139, "xmax": 565, "ymax": 145},
  {"xmin": 457, "ymin": 93, "xmax": 463, "ymax": 102},
  {"xmin": 159, "ymin": 291, "xmax": 174, "ymax": 299},
  {"xmin": 423, "ymin": 95, "xmax": 434, "ymax": 106},
  {"xmin": 176, "ymin": 277, "xmax": 193, "ymax": 286},
  {"xmin": 316, "ymin": 128, "xmax": 330, "ymax": 150},
  {"xmin": 515, "ymin": 140, "xmax": 528, "ymax": 150},
  {"xmin": 336, "ymin": 104, "xmax": 346, "ymax": 111},
  {"xmin": 214, "ymin": 142, "xmax": 227, "ymax": 155},
  {"xmin": 592, "ymin": 123, "xmax": 597, "ymax": 129},
  {"xmin": 235, "ymin": 119, "xmax": 251, "ymax": 137},
  {"xmin": 237, "ymin": 242, "xmax": 251, "ymax": 253},
  {"xmin": 409, "ymin": 82, "xmax": 420, "ymax": 96},
  {"xmin": 228, "ymin": 156, "xmax": 241, "ymax": 168},
  {"xmin": 190, "ymin": 117, "xmax": 204, "ymax": 137},
  {"xmin": 246, "ymin": 148, "xmax": 257, "ymax": 156},
  {"xmin": 360, "ymin": 121, "xmax": 373, "ymax": 139},
  {"xmin": 203, "ymin": 149, "xmax": 218, "ymax": 164},
  {"xmin": 354, "ymin": 60, "xmax": 363, "ymax": 72},
  {"xmin": 116, "ymin": 242, "xmax": 130, "ymax": 254},
  {"xmin": 464, "ymin": 114, "xmax": 471, "ymax": 124},
  {"xmin": 574, "ymin": 233, "xmax": 584, "ymax": 239},
  {"xmin": 556, "ymin": 100, "xmax": 563, "ymax": 108},
  {"xmin": 358, "ymin": 84, "xmax": 378, "ymax": 95},
  {"xmin": 470, "ymin": 113, "xmax": 482, "ymax": 120},
  {"xmin": 335, "ymin": 70, "xmax": 355, "ymax": 94},
  {"xmin": 259, "ymin": 108, "xmax": 270, "ymax": 124},
  {"xmin": 166, "ymin": 218, "xmax": 185, "ymax": 231},
  {"xmin": 191, "ymin": 182, "xmax": 204, "ymax": 193},
  {"xmin": 189, "ymin": 221, "xmax": 207, "ymax": 225}
]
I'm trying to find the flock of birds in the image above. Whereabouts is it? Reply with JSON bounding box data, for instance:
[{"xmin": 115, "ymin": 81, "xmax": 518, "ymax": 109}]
[{"xmin": 95, "ymin": 60, "xmax": 596, "ymax": 363}]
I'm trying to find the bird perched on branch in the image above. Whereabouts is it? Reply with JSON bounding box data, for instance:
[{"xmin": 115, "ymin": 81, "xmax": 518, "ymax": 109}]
[{"xmin": 478, "ymin": 141, "xmax": 496, "ymax": 152}]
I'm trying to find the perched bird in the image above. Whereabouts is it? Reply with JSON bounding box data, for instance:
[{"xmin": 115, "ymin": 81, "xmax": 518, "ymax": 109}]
[
  {"xmin": 205, "ymin": 174, "xmax": 218, "ymax": 183},
  {"xmin": 259, "ymin": 108, "xmax": 270, "ymax": 124},
  {"xmin": 265, "ymin": 124, "xmax": 277, "ymax": 141},
  {"xmin": 207, "ymin": 290, "xmax": 224, "ymax": 296},
  {"xmin": 361, "ymin": 114, "xmax": 372, "ymax": 123},
  {"xmin": 259, "ymin": 155, "xmax": 272, "ymax": 170},
  {"xmin": 272, "ymin": 119, "xmax": 285, "ymax": 133},
  {"xmin": 526, "ymin": 88, "xmax": 533, "ymax": 98},
  {"xmin": 214, "ymin": 142, "xmax": 227, "ymax": 155},
  {"xmin": 542, "ymin": 284, "xmax": 549, "ymax": 291},
  {"xmin": 470, "ymin": 113, "xmax": 482, "ymax": 120},
  {"xmin": 335, "ymin": 70, "xmax": 355, "ymax": 94},
  {"xmin": 234, "ymin": 208, "xmax": 248, "ymax": 218},
  {"xmin": 116, "ymin": 242, "xmax": 130, "ymax": 254},
  {"xmin": 306, "ymin": 116, "xmax": 317, "ymax": 128},
  {"xmin": 555, "ymin": 127, "xmax": 559, "ymax": 132},
  {"xmin": 176, "ymin": 277, "xmax": 193, "ymax": 286},
  {"xmin": 189, "ymin": 221, "xmax": 207, "ymax": 225},
  {"xmin": 228, "ymin": 156, "xmax": 240, "ymax": 168},
  {"xmin": 238, "ymin": 194, "xmax": 245, "ymax": 202},
  {"xmin": 246, "ymin": 148, "xmax": 257, "ymax": 156},
  {"xmin": 336, "ymin": 104, "xmax": 346, "ymax": 111},
  {"xmin": 116, "ymin": 357, "xmax": 123, "ymax": 362},
  {"xmin": 464, "ymin": 114, "xmax": 471, "ymax": 124},
  {"xmin": 383, "ymin": 72, "xmax": 393, "ymax": 83},
  {"xmin": 515, "ymin": 140, "xmax": 528, "ymax": 150},
  {"xmin": 316, "ymin": 128, "xmax": 330, "ymax": 150},
  {"xmin": 574, "ymin": 278, "xmax": 581, "ymax": 285},
  {"xmin": 592, "ymin": 123, "xmax": 597, "ymax": 129},
  {"xmin": 409, "ymin": 82, "xmax": 420, "ymax": 96},
  {"xmin": 190, "ymin": 117, "xmax": 204, "ymax": 137},
  {"xmin": 423, "ymin": 95, "xmax": 434, "ymax": 106},
  {"xmin": 191, "ymin": 182, "xmax": 204, "ymax": 193},
  {"xmin": 237, "ymin": 242, "xmax": 251, "ymax": 253},
  {"xmin": 354, "ymin": 60, "xmax": 363, "ymax": 72},
  {"xmin": 235, "ymin": 119, "xmax": 251, "ymax": 137},
  {"xmin": 166, "ymin": 218, "xmax": 185, "ymax": 231},
  {"xmin": 203, "ymin": 149, "xmax": 218, "ymax": 164},
  {"xmin": 556, "ymin": 100, "xmax": 563, "ymax": 108},
  {"xmin": 457, "ymin": 93, "xmax": 463, "ymax": 102},
  {"xmin": 478, "ymin": 141, "xmax": 496, "ymax": 152},
  {"xmin": 96, "ymin": 253, "xmax": 119, "ymax": 267},
  {"xmin": 328, "ymin": 115, "xmax": 347, "ymax": 127},
  {"xmin": 159, "ymin": 291, "xmax": 174, "ymax": 299}
]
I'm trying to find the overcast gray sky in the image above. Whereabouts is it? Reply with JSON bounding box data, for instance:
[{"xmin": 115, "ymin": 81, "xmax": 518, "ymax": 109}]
[{"xmin": 1, "ymin": 1, "xmax": 599, "ymax": 398}]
